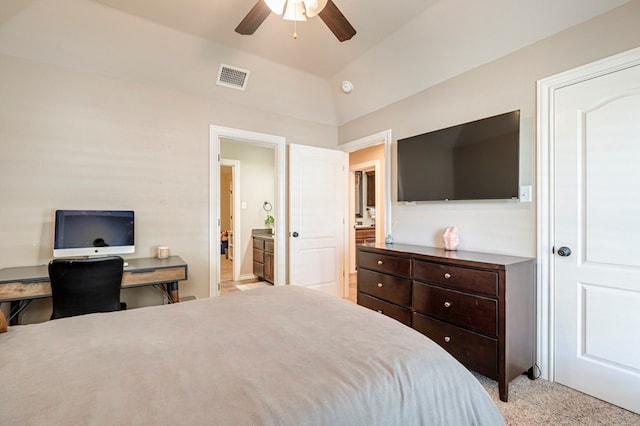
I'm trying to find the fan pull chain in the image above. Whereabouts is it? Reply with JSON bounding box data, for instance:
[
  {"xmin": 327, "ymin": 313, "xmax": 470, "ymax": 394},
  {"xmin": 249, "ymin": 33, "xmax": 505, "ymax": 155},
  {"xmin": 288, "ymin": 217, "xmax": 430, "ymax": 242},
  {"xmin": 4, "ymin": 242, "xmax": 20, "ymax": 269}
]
[{"xmin": 293, "ymin": 18, "xmax": 298, "ymax": 39}]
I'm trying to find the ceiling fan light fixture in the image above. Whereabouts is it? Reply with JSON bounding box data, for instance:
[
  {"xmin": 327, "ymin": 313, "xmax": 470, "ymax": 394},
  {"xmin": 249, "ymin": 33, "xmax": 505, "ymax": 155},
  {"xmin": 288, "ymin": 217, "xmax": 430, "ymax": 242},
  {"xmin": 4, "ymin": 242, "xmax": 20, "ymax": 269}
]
[
  {"xmin": 267, "ymin": 0, "xmax": 326, "ymax": 20},
  {"xmin": 283, "ymin": 1, "xmax": 307, "ymax": 21},
  {"xmin": 264, "ymin": 0, "xmax": 286, "ymax": 15},
  {"xmin": 235, "ymin": 1, "xmax": 354, "ymax": 42},
  {"xmin": 303, "ymin": 0, "xmax": 318, "ymax": 11},
  {"xmin": 304, "ymin": 0, "xmax": 328, "ymax": 18}
]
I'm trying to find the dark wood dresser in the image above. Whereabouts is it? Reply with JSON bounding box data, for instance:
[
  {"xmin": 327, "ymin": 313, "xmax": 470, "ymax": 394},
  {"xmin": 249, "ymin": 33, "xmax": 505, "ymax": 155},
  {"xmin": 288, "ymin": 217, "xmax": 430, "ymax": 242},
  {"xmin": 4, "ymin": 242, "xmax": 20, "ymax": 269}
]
[{"xmin": 357, "ymin": 242, "xmax": 535, "ymax": 402}]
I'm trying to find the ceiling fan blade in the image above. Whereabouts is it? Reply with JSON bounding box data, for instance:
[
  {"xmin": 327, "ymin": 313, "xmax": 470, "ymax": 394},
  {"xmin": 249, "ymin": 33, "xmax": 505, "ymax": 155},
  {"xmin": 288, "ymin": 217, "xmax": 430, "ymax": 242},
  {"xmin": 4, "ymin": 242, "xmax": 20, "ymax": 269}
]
[
  {"xmin": 318, "ymin": 0, "xmax": 356, "ymax": 42},
  {"xmin": 235, "ymin": 1, "xmax": 272, "ymax": 35}
]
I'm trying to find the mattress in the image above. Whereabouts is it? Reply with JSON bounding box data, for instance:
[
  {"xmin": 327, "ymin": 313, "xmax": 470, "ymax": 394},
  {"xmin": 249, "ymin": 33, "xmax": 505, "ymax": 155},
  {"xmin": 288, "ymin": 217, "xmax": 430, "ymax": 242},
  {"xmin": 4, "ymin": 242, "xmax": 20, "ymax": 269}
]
[{"xmin": 0, "ymin": 286, "xmax": 504, "ymax": 425}]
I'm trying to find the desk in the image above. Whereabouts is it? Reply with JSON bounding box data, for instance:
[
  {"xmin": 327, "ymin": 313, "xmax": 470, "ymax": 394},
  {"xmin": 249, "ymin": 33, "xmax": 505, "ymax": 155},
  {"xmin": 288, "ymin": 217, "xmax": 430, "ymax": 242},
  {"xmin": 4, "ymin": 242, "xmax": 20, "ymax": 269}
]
[{"xmin": 0, "ymin": 256, "xmax": 188, "ymax": 324}]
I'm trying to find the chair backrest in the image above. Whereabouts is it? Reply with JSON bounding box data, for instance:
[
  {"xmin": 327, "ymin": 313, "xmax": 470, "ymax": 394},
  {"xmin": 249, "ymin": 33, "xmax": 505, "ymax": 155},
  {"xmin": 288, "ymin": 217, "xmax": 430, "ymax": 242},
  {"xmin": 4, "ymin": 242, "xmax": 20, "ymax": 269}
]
[{"xmin": 48, "ymin": 256, "xmax": 124, "ymax": 319}]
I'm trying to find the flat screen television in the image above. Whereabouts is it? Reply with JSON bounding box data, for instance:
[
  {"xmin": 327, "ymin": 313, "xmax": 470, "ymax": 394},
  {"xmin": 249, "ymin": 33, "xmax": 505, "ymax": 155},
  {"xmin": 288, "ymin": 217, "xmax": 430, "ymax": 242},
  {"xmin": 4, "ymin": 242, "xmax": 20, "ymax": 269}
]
[
  {"xmin": 397, "ymin": 110, "xmax": 520, "ymax": 202},
  {"xmin": 53, "ymin": 210, "xmax": 135, "ymax": 258}
]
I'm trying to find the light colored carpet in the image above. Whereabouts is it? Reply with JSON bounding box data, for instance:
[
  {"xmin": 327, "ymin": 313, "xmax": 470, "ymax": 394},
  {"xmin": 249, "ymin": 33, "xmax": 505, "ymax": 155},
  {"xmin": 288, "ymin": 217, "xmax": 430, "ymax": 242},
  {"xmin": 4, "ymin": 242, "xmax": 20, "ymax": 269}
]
[
  {"xmin": 235, "ymin": 282, "xmax": 270, "ymax": 291},
  {"xmin": 474, "ymin": 372, "xmax": 640, "ymax": 425}
]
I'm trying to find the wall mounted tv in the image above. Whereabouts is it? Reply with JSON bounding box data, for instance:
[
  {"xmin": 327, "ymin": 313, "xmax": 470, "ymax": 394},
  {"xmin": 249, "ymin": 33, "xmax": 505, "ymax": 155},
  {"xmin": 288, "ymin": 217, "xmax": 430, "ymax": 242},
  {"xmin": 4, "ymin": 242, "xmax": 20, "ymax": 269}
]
[
  {"xmin": 397, "ymin": 110, "xmax": 520, "ymax": 202},
  {"xmin": 53, "ymin": 210, "xmax": 135, "ymax": 258}
]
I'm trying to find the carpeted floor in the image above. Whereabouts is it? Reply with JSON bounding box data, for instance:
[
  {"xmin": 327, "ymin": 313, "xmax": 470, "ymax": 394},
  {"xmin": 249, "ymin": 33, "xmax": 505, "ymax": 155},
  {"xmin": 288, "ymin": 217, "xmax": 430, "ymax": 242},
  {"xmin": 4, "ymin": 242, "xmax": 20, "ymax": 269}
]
[{"xmin": 474, "ymin": 373, "xmax": 640, "ymax": 425}]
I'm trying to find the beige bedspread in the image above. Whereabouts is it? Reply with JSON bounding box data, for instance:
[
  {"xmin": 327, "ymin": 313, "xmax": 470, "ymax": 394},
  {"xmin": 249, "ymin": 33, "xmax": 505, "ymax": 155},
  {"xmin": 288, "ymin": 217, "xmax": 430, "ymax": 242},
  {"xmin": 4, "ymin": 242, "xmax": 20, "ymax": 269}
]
[{"xmin": 0, "ymin": 286, "xmax": 504, "ymax": 425}]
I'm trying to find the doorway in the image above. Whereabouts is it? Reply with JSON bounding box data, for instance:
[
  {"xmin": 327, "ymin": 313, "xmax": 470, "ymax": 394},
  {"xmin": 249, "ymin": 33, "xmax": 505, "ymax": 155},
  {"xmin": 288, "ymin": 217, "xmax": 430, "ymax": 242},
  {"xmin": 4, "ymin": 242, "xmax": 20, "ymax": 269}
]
[
  {"xmin": 349, "ymin": 159, "xmax": 382, "ymax": 270},
  {"xmin": 209, "ymin": 126, "xmax": 286, "ymax": 297},
  {"xmin": 340, "ymin": 130, "xmax": 392, "ymax": 299}
]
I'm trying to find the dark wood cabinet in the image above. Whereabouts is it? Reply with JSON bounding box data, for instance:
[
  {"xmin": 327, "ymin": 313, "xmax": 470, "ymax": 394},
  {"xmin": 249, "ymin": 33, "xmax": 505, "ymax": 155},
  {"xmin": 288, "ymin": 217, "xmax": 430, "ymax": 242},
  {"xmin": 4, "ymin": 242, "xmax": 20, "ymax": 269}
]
[
  {"xmin": 263, "ymin": 239, "xmax": 274, "ymax": 283},
  {"xmin": 252, "ymin": 236, "xmax": 274, "ymax": 284},
  {"xmin": 356, "ymin": 243, "xmax": 535, "ymax": 402},
  {"xmin": 366, "ymin": 171, "xmax": 375, "ymax": 207},
  {"xmin": 355, "ymin": 227, "xmax": 376, "ymax": 266},
  {"xmin": 355, "ymin": 227, "xmax": 375, "ymax": 245}
]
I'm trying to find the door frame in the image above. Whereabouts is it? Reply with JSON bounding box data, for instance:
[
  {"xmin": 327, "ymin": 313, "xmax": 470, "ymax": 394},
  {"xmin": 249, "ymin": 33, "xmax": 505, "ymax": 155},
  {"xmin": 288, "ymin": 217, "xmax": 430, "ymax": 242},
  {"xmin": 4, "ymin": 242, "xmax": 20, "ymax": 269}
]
[
  {"xmin": 209, "ymin": 125, "xmax": 286, "ymax": 297},
  {"xmin": 536, "ymin": 46, "xmax": 640, "ymax": 381}
]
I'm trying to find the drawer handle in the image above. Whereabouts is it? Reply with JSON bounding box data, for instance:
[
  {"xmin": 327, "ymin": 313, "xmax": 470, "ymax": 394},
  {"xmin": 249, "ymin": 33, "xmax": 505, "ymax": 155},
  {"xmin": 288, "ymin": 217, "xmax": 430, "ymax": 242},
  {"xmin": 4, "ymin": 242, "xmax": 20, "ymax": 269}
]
[
  {"xmin": 377, "ymin": 310, "xmax": 384, "ymax": 314},
  {"xmin": 444, "ymin": 336, "xmax": 451, "ymax": 343},
  {"xmin": 377, "ymin": 260, "xmax": 383, "ymax": 265},
  {"xmin": 444, "ymin": 301, "xmax": 452, "ymax": 308},
  {"xmin": 444, "ymin": 273, "xmax": 452, "ymax": 279},
  {"xmin": 377, "ymin": 282, "xmax": 383, "ymax": 288}
]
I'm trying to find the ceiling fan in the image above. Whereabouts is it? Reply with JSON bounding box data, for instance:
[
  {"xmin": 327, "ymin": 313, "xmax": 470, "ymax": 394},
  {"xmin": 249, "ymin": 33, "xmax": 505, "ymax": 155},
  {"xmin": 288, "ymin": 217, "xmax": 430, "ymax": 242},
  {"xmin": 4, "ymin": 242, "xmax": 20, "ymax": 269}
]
[{"xmin": 235, "ymin": 0, "xmax": 356, "ymax": 42}]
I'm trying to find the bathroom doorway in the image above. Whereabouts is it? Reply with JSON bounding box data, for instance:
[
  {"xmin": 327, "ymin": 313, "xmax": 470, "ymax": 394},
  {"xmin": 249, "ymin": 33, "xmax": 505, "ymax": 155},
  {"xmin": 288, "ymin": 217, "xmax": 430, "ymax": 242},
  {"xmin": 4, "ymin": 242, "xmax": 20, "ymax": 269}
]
[
  {"xmin": 209, "ymin": 126, "xmax": 286, "ymax": 297},
  {"xmin": 219, "ymin": 139, "xmax": 275, "ymax": 294},
  {"xmin": 340, "ymin": 129, "xmax": 392, "ymax": 300}
]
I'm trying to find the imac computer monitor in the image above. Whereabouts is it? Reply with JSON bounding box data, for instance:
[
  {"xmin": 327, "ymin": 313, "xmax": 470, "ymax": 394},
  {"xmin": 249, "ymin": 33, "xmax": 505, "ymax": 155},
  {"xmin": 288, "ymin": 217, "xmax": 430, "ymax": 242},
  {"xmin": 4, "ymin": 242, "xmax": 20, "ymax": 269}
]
[{"xmin": 53, "ymin": 210, "xmax": 135, "ymax": 258}]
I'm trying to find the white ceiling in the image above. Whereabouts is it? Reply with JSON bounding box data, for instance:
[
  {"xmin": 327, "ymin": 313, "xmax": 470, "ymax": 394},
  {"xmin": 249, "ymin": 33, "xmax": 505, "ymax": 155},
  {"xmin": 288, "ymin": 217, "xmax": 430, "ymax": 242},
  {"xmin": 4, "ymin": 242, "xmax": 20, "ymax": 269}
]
[{"xmin": 88, "ymin": 0, "xmax": 631, "ymax": 80}]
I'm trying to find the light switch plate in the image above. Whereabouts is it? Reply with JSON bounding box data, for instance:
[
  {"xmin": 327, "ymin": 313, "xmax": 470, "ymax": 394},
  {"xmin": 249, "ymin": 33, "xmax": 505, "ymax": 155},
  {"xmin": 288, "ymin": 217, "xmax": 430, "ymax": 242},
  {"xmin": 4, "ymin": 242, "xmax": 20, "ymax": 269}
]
[{"xmin": 519, "ymin": 185, "xmax": 532, "ymax": 203}]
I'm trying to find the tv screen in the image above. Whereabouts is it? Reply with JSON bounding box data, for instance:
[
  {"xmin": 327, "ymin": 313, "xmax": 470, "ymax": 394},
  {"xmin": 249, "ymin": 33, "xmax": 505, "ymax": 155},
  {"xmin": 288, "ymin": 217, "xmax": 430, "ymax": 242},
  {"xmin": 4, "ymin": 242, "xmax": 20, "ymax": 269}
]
[
  {"xmin": 397, "ymin": 110, "xmax": 520, "ymax": 202},
  {"xmin": 53, "ymin": 210, "xmax": 135, "ymax": 258}
]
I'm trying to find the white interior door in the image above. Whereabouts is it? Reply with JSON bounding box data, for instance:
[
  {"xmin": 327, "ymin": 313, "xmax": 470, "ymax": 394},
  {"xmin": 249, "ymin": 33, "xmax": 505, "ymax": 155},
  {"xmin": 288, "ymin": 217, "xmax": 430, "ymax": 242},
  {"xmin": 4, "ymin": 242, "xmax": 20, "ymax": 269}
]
[
  {"xmin": 553, "ymin": 63, "xmax": 640, "ymax": 414},
  {"xmin": 289, "ymin": 144, "xmax": 347, "ymax": 296}
]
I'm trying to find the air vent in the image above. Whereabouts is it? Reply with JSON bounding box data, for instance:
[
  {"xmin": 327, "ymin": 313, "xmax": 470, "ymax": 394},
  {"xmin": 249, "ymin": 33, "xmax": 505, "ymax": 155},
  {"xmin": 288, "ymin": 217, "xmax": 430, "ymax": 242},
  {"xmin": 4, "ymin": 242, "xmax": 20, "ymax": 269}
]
[{"xmin": 216, "ymin": 64, "xmax": 250, "ymax": 91}]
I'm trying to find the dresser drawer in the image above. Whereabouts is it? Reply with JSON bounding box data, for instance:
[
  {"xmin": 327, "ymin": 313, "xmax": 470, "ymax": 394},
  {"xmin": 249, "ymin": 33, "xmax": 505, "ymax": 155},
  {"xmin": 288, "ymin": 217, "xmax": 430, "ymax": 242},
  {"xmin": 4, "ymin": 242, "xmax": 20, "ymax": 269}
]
[
  {"xmin": 358, "ymin": 293, "xmax": 412, "ymax": 327},
  {"xmin": 358, "ymin": 250, "xmax": 411, "ymax": 278},
  {"xmin": 413, "ymin": 282, "xmax": 497, "ymax": 337},
  {"xmin": 357, "ymin": 268, "xmax": 411, "ymax": 307},
  {"xmin": 413, "ymin": 260, "xmax": 498, "ymax": 297},
  {"xmin": 253, "ymin": 238, "xmax": 265, "ymax": 249},
  {"xmin": 413, "ymin": 313, "xmax": 498, "ymax": 379}
]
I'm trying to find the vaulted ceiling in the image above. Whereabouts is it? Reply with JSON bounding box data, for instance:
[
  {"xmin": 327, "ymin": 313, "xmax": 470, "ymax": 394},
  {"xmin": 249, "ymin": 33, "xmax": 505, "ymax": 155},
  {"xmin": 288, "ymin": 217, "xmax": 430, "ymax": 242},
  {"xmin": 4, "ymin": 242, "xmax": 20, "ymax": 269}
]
[
  {"xmin": 1, "ymin": 0, "xmax": 631, "ymax": 125},
  {"xmin": 88, "ymin": 0, "xmax": 630, "ymax": 79}
]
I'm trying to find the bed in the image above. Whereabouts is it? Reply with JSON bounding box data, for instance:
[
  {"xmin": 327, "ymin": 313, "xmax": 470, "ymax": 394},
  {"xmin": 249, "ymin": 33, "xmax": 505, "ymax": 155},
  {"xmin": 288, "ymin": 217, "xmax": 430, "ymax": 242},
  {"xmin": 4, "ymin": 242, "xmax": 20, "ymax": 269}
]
[{"xmin": 0, "ymin": 286, "xmax": 504, "ymax": 425}]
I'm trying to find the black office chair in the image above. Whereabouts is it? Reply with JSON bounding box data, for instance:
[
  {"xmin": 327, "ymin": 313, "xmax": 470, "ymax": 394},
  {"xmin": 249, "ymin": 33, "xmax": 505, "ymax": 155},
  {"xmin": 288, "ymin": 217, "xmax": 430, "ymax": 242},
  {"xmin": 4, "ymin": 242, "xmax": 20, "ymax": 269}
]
[{"xmin": 48, "ymin": 256, "xmax": 125, "ymax": 320}]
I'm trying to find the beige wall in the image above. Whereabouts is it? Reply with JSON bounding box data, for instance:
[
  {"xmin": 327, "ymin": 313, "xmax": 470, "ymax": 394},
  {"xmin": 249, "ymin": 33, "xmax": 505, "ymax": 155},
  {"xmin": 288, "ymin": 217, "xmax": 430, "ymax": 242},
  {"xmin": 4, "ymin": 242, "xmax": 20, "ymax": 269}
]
[
  {"xmin": 0, "ymin": 0, "xmax": 338, "ymax": 127},
  {"xmin": 3, "ymin": 0, "xmax": 639, "ymax": 323},
  {"xmin": 0, "ymin": 1, "xmax": 337, "ymax": 323},
  {"xmin": 339, "ymin": 1, "xmax": 640, "ymax": 257},
  {"xmin": 0, "ymin": 58, "xmax": 331, "ymax": 322}
]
